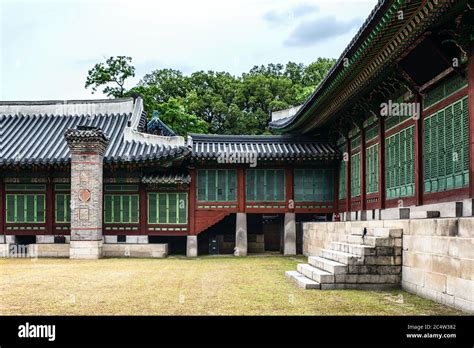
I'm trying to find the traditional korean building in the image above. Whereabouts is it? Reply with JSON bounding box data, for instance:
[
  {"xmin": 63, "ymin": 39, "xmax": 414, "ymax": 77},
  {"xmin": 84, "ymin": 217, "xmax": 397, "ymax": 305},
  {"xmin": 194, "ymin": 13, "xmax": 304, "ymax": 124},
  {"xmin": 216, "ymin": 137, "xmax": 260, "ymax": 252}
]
[{"xmin": 0, "ymin": 0, "xmax": 473, "ymax": 259}]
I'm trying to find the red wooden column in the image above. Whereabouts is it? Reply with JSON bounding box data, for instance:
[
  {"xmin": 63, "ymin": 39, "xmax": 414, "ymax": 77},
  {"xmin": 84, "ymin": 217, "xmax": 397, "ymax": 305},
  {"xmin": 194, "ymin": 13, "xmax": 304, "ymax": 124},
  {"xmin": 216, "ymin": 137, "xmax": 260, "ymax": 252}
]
[
  {"xmin": 468, "ymin": 44, "xmax": 474, "ymax": 198},
  {"xmin": 378, "ymin": 117, "xmax": 386, "ymax": 210},
  {"xmin": 0, "ymin": 178, "xmax": 4, "ymax": 236},
  {"xmin": 414, "ymin": 94, "xmax": 423, "ymax": 206},
  {"xmin": 345, "ymin": 134, "xmax": 352, "ymax": 214},
  {"xmin": 285, "ymin": 167, "xmax": 294, "ymax": 212},
  {"xmin": 46, "ymin": 174, "xmax": 54, "ymax": 236},
  {"xmin": 139, "ymin": 182, "xmax": 147, "ymax": 235},
  {"xmin": 188, "ymin": 168, "xmax": 197, "ymax": 235},
  {"xmin": 333, "ymin": 162, "xmax": 339, "ymax": 213},
  {"xmin": 237, "ymin": 166, "xmax": 246, "ymax": 213},
  {"xmin": 360, "ymin": 127, "xmax": 367, "ymax": 213}
]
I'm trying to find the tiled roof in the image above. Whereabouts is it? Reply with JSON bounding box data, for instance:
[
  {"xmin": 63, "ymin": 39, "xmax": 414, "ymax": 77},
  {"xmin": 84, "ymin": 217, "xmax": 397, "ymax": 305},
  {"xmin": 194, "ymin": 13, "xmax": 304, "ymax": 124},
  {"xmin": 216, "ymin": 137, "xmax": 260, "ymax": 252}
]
[
  {"xmin": 147, "ymin": 111, "xmax": 176, "ymax": 136},
  {"xmin": 189, "ymin": 134, "xmax": 339, "ymax": 160},
  {"xmin": 0, "ymin": 99, "xmax": 190, "ymax": 166}
]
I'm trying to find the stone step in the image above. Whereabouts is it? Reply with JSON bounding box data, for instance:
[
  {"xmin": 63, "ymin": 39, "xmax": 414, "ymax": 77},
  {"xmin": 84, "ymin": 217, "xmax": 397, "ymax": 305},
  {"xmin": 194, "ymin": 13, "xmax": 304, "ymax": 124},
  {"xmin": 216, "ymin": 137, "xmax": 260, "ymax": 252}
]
[
  {"xmin": 308, "ymin": 256, "xmax": 347, "ymax": 274},
  {"xmin": 297, "ymin": 263, "xmax": 335, "ymax": 284},
  {"xmin": 334, "ymin": 273, "xmax": 401, "ymax": 284},
  {"xmin": 350, "ymin": 227, "xmax": 403, "ymax": 238},
  {"xmin": 329, "ymin": 241, "xmax": 376, "ymax": 256},
  {"xmin": 319, "ymin": 249, "xmax": 362, "ymax": 265},
  {"xmin": 347, "ymin": 235, "xmax": 394, "ymax": 247},
  {"xmin": 285, "ymin": 270, "xmax": 320, "ymax": 289},
  {"xmin": 410, "ymin": 210, "xmax": 440, "ymax": 219},
  {"xmin": 372, "ymin": 228, "xmax": 403, "ymax": 238}
]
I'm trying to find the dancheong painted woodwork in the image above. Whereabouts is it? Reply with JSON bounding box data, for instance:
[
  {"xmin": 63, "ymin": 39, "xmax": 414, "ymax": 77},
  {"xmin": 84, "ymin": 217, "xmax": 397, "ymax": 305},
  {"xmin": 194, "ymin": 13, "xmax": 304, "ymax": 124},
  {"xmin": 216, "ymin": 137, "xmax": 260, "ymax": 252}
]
[{"xmin": 0, "ymin": 0, "xmax": 473, "ymax": 242}]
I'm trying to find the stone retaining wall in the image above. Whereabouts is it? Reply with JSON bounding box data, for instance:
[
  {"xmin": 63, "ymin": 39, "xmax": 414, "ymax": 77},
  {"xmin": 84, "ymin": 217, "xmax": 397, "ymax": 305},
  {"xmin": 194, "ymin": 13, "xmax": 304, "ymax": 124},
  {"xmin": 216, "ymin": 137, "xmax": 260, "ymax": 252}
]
[
  {"xmin": 402, "ymin": 218, "xmax": 473, "ymax": 313},
  {"xmin": 102, "ymin": 243, "xmax": 168, "ymax": 258},
  {"xmin": 302, "ymin": 218, "xmax": 473, "ymax": 313}
]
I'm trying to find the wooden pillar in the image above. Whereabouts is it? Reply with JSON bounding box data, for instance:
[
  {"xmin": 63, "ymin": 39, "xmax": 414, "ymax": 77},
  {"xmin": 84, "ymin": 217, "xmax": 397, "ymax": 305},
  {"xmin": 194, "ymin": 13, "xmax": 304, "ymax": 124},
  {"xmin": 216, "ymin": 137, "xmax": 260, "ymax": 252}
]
[
  {"xmin": 468, "ymin": 44, "xmax": 474, "ymax": 198},
  {"xmin": 139, "ymin": 182, "xmax": 147, "ymax": 235},
  {"xmin": 46, "ymin": 173, "xmax": 54, "ymax": 236},
  {"xmin": 414, "ymin": 94, "xmax": 423, "ymax": 206},
  {"xmin": 334, "ymin": 162, "xmax": 339, "ymax": 213},
  {"xmin": 0, "ymin": 178, "xmax": 4, "ymax": 237},
  {"xmin": 188, "ymin": 168, "xmax": 196, "ymax": 235},
  {"xmin": 378, "ymin": 117, "xmax": 386, "ymax": 210},
  {"xmin": 237, "ymin": 166, "xmax": 246, "ymax": 213},
  {"xmin": 345, "ymin": 134, "xmax": 352, "ymax": 213},
  {"xmin": 285, "ymin": 167, "xmax": 294, "ymax": 212},
  {"xmin": 360, "ymin": 127, "xmax": 367, "ymax": 212}
]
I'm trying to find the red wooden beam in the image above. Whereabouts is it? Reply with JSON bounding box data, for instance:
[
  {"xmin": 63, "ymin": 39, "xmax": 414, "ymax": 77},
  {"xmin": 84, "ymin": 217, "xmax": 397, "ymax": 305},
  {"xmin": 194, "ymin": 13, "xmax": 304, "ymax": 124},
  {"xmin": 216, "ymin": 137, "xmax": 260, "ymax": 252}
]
[
  {"xmin": 360, "ymin": 127, "xmax": 367, "ymax": 212},
  {"xmin": 469, "ymin": 45, "xmax": 474, "ymax": 199},
  {"xmin": 378, "ymin": 117, "xmax": 386, "ymax": 210},
  {"xmin": 139, "ymin": 183, "xmax": 147, "ymax": 235},
  {"xmin": 46, "ymin": 175, "xmax": 54, "ymax": 236},
  {"xmin": 334, "ymin": 162, "xmax": 339, "ymax": 214},
  {"xmin": 237, "ymin": 166, "xmax": 245, "ymax": 213},
  {"xmin": 189, "ymin": 168, "xmax": 197, "ymax": 235},
  {"xmin": 285, "ymin": 167, "xmax": 294, "ymax": 212},
  {"xmin": 414, "ymin": 94, "xmax": 423, "ymax": 206},
  {"xmin": 345, "ymin": 134, "xmax": 352, "ymax": 213},
  {"xmin": 0, "ymin": 178, "xmax": 4, "ymax": 238}
]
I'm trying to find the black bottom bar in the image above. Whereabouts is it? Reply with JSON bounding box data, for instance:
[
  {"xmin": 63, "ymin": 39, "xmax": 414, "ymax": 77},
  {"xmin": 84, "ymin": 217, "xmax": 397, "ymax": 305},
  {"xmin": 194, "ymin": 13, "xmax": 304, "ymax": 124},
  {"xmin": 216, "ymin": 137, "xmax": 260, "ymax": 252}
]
[{"xmin": 0, "ymin": 316, "xmax": 472, "ymax": 346}]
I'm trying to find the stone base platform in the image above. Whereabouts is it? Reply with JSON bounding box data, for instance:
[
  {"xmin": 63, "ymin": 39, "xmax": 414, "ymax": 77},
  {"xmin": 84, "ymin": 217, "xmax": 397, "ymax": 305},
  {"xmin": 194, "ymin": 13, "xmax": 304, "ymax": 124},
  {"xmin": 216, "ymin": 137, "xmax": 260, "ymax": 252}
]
[{"xmin": 103, "ymin": 243, "xmax": 168, "ymax": 258}]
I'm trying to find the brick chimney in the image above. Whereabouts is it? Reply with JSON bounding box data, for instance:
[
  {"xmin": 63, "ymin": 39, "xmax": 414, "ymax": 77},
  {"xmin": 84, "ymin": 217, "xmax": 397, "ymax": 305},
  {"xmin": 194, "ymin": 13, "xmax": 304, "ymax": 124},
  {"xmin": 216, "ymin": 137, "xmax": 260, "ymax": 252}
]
[{"xmin": 65, "ymin": 126, "xmax": 109, "ymax": 259}]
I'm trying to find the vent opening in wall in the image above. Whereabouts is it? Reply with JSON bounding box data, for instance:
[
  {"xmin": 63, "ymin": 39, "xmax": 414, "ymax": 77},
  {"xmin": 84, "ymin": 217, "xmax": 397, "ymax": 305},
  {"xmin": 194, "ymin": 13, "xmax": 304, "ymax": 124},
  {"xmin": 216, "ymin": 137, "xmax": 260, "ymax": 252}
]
[
  {"xmin": 54, "ymin": 236, "xmax": 66, "ymax": 244},
  {"xmin": 117, "ymin": 235, "xmax": 126, "ymax": 243},
  {"xmin": 15, "ymin": 235, "xmax": 36, "ymax": 245}
]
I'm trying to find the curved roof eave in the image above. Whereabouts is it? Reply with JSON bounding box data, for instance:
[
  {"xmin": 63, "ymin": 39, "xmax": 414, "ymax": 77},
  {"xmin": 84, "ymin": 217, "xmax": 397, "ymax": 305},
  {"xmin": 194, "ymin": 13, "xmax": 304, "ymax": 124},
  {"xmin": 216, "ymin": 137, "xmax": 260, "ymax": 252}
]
[{"xmin": 270, "ymin": 0, "xmax": 390, "ymax": 134}]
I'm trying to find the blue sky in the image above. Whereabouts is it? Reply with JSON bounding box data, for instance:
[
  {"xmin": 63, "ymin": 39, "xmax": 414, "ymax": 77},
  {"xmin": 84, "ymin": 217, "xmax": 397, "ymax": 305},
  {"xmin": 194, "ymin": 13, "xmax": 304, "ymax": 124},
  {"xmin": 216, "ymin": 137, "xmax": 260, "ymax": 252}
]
[{"xmin": 0, "ymin": 0, "xmax": 377, "ymax": 100}]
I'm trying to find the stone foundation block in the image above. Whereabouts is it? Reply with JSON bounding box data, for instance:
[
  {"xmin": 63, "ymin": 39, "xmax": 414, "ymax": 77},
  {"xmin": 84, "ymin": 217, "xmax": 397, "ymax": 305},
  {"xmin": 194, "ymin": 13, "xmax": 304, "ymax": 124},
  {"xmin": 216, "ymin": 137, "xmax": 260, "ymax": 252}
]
[
  {"xmin": 186, "ymin": 236, "xmax": 198, "ymax": 257},
  {"xmin": 36, "ymin": 235, "xmax": 55, "ymax": 244},
  {"xmin": 5, "ymin": 235, "xmax": 16, "ymax": 244},
  {"xmin": 235, "ymin": 213, "xmax": 247, "ymax": 256},
  {"xmin": 70, "ymin": 240, "xmax": 103, "ymax": 259},
  {"xmin": 102, "ymin": 244, "xmax": 167, "ymax": 258}
]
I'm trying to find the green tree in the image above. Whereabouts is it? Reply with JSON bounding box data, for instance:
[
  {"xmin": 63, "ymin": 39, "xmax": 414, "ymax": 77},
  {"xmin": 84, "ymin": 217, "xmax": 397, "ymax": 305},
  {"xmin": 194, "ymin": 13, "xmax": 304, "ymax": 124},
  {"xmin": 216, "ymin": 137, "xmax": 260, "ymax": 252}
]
[
  {"xmin": 85, "ymin": 56, "xmax": 135, "ymax": 97},
  {"xmin": 139, "ymin": 68, "xmax": 189, "ymax": 103},
  {"xmin": 87, "ymin": 56, "xmax": 336, "ymax": 135},
  {"xmin": 157, "ymin": 98, "xmax": 208, "ymax": 136}
]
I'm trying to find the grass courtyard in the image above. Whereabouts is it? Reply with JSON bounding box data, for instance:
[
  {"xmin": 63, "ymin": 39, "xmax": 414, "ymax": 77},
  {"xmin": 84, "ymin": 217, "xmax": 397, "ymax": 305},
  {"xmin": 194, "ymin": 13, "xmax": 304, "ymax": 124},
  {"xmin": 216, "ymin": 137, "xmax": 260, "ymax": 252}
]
[{"xmin": 0, "ymin": 256, "xmax": 463, "ymax": 315}]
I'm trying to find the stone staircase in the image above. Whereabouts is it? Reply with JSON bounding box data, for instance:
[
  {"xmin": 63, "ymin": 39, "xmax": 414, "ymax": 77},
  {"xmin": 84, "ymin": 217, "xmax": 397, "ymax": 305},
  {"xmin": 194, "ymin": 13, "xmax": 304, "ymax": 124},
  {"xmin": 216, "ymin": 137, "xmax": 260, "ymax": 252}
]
[{"xmin": 286, "ymin": 226, "xmax": 402, "ymax": 290}]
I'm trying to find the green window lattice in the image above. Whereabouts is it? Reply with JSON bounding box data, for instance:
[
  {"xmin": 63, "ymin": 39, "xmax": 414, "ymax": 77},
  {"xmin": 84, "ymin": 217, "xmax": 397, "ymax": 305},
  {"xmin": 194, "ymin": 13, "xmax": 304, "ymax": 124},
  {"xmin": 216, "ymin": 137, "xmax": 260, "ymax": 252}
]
[
  {"xmin": 104, "ymin": 194, "xmax": 139, "ymax": 223},
  {"xmin": 6, "ymin": 194, "xmax": 46, "ymax": 223},
  {"xmin": 424, "ymin": 97, "xmax": 469, "ymax": 193},
  {"xmin": 148, "ymin": 192, "xmax": 188, "ymax": 224},
  {"xmin": 55, "ymin": 194, "xmax": 71, "ymax": 223},
  {"xmin": 294, "ymin": 169, "xmax": 334, "ymax": 202},
  {"xmin": 197, "ymin": 169, "xmax": 237, "ymax": 202},
  {"xmin": 351, "ymin": 153, "xmax": 361, "ymax": 197},
  {"xmin": 246, "ymin": 169, "xmax": 285, "ymax": 202},
  {"xmin": 366, "ymin": 144, "xmax": 379, "ymax": 194},
  {"xmin": 385, "ymin": 126, "xmax": 415, "ymax": 199}
]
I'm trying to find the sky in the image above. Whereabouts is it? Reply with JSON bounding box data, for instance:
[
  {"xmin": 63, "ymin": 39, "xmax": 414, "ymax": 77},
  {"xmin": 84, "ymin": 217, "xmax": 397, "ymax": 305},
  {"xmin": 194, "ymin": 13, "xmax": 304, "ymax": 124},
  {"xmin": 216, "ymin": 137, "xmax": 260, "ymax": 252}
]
[{"xmin": 0, "ymin": 0, "xmax": 378, "ymax": 100}]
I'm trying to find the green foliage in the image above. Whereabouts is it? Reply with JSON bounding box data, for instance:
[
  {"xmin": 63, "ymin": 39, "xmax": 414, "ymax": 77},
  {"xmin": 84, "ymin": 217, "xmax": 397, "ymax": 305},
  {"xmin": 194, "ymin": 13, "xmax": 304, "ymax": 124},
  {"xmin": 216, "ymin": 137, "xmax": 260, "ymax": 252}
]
[
  {"xmin": 87, "ymin": 56, "xmax": 336, "ymax": 135},
  {"xmin": 85, "ymin": 56, "xmax": 135, "ymax": 97},
  {"xmin": 156, "ymin": 98, "xmax": 208, "ymax": 137}
]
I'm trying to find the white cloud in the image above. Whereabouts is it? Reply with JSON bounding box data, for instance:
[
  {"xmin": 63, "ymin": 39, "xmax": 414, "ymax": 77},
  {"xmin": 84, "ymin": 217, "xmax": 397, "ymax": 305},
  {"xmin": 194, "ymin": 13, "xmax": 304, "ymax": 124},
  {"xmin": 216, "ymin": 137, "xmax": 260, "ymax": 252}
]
[{"xmin": 0, "ymin": 0, "xmax": 378, "ymax": 100}]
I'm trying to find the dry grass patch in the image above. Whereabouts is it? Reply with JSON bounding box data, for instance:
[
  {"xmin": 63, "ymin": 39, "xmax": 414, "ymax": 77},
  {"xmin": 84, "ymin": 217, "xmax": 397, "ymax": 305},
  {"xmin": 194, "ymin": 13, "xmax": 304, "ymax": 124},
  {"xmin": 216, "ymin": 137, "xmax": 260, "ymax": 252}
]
[{"xmin": 0, "ymin": 256, "xmax": 462, "ymax": 315}]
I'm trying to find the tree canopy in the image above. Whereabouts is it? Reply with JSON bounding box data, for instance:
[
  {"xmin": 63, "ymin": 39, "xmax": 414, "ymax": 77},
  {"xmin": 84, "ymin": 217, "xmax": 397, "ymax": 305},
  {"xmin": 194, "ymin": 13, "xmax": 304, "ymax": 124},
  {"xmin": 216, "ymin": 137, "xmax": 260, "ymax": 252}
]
[
  {"xmin": 85, "ymin": 56, "xmax": 135, "ymax": 98},
  {"xmin": 86, "ymin": 57, "xmax": 335, "ymax": 136}
]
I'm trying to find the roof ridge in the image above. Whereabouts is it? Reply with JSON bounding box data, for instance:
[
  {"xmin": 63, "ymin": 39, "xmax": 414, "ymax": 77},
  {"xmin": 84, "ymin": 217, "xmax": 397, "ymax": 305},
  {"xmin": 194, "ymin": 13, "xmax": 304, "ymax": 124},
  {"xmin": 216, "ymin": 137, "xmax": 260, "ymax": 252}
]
[
  {"xmin": 0, "ymin": 98, "xmax": 134, "ymax": 105},
  {"xmin": 189, "ymin": 133, "xmax": 326, "ymax": 143}
]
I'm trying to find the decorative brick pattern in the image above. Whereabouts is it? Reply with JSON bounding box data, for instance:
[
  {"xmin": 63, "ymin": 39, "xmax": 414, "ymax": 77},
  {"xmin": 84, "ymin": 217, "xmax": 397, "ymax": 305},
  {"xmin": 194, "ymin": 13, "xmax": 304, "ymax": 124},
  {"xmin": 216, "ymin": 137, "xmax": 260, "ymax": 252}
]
[{"xmin": 65, "ymin": 127, "xmax": 109, "ymax": 259}]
